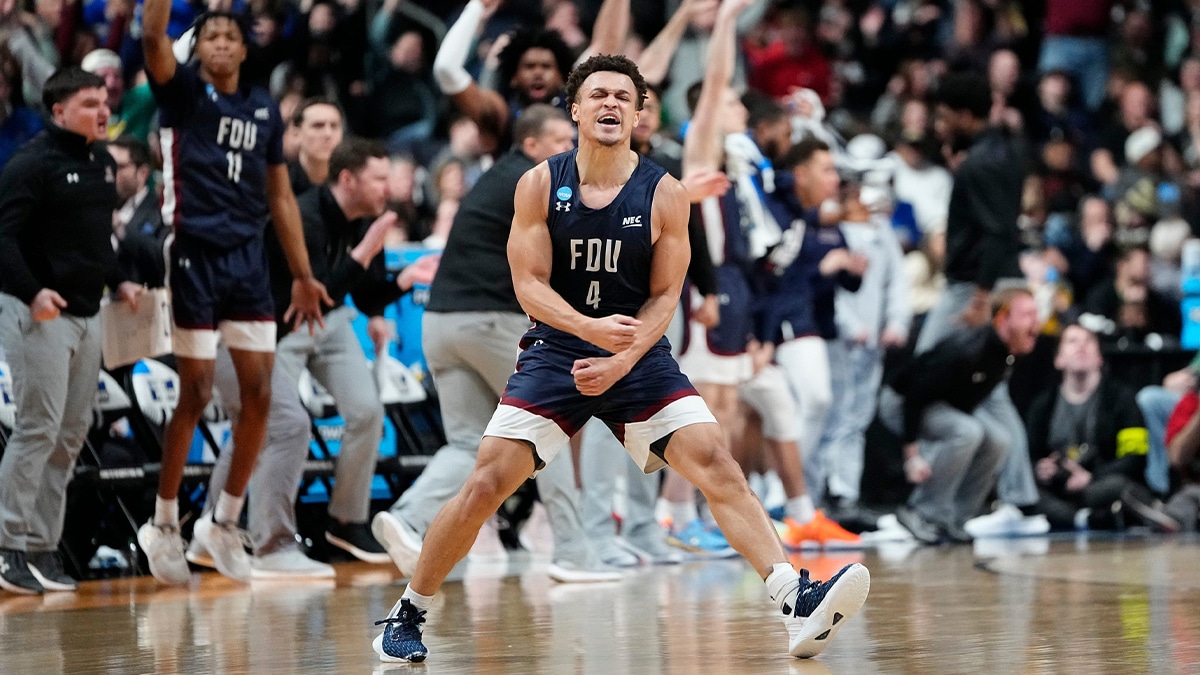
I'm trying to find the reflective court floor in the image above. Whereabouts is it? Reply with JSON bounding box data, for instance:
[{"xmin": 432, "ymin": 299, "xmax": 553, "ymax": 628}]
[{"xmin": 1, "ymin": 534, "xmax": 1199, "ymax": 675}]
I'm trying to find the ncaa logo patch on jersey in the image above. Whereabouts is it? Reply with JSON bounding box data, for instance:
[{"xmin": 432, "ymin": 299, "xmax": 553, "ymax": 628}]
[{"xmin": 555, "ymin": 185, "xmax": 573, "ymax": 212}]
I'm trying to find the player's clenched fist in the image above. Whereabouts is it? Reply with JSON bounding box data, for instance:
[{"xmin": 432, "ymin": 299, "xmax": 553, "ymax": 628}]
[{"xmin": 584, "ymin": 314, "xmax": 641, "ymax": 353}]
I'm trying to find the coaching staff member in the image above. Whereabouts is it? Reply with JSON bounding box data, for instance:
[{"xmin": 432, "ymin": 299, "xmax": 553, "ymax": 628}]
[{"xmin": 0, "ymin": 67, "xmax": 142, "ymax": 595}]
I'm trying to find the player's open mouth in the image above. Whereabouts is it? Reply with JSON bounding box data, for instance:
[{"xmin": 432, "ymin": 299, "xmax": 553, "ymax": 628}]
[{"xmin": 598, "ymin": 114, "xmax": 620, "ymax": 126}]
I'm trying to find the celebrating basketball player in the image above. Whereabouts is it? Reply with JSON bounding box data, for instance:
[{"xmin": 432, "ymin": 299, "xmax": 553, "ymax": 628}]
[
  {"xmin": 136, "ymin": 0, "xmax": 330, "ymax": 585},
  {"xmin": 372, "ymin": 54, "xmax": 870, "ymax": 664}
]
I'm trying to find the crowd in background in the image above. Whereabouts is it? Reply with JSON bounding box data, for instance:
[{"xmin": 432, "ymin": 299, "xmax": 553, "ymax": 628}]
[{"xmin": 5, "ymin": 0, "xmax": 1200, "ymax": 558}]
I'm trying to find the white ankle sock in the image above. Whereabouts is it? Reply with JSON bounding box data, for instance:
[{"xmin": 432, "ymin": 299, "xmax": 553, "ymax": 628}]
[
  {"xmin": 155, "ymin": 497, "xmax": 178, "ymax": 528},
  {"xmin": 785, "ymin": 495, "xmax": 816, "ymax": 524},
  {"xmin": 214, "ymin": 491, "xmax": 245, "ymax": 525},
  {"xmin": 402, "ymin": 585, "xmax": 434, "ymax": 611},
  {"xmin": 666, "ymin": 499, "xmax": 698, "ymax": 528},
  {"xmin": 766, "ymin": 562, "xmax": 801, "ymax": 615}
]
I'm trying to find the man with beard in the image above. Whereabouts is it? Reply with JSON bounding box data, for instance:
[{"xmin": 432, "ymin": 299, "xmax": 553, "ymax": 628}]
[
  {"xmin": 911, "ymin": 72, "xmax": 1045, "ymax": 539},
  {"xmin": 431, "ymin": 0, "xmax": 630, "ymax": 153},
  {"xmin": 881, "ymin": 288, "xmax": 1043, "ymax": 543}
]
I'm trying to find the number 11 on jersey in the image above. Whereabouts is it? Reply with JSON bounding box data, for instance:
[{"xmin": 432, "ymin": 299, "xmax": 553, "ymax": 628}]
[
  {"xmin": 586, "ymin": 280, "xmax": 601, "ymax": 309},
  {"xmin": 226, "ymin": 150, "xmax": 243, "ymax": 183}
]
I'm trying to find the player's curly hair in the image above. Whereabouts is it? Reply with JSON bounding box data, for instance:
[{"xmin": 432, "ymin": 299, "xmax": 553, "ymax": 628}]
[
  {"xmin": 192, "ymin": 10, "xmax": 252, "ymax": 46},
  {"xmin": 565, "ymin": 54, "xmax": 647, "ymax": 111},
  {"xmin": 496, "ymin": 28, "xmax": 575, "ymax": 94}
]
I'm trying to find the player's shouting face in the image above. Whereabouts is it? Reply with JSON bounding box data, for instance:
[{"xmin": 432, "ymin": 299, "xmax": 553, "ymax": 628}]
[
  {"xmin": 572, "ymin": 71, "xmax": 640, "ymax": 148},
  {"xmin": 196, "ymin": 16, "xmax": 247, "ymax": 80}
]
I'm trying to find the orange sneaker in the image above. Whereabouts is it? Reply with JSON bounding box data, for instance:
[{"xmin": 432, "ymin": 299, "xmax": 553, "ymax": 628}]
[{"xmin": 781, "ymin": 511, "xmax": 862, "ymax": 549}]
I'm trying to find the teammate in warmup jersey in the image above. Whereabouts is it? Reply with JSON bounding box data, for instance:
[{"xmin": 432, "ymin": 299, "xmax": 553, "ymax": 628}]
[
  {"xmin": 136, "ymin": 1, "xmax": 330, "ymax": 585},
  {"xmin": 372, "ymin": 54, "xmax": 870, "ymax": 664}
]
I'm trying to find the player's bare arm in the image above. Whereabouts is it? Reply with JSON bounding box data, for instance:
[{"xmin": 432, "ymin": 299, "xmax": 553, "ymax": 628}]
[
  {"xmin": 141, "ymin": 0, "xmax": 176, "ymax": 85},
  {"xmin": 572, "ymin": 175, "xmax": 690, "ymax": 396},
  {"xmin": 509, "ymin": 162, "xmax": 641, "ymax": 353},
  {"xmin": 267, "ymin": 164, "xmax": 333, "ymax": 332}
]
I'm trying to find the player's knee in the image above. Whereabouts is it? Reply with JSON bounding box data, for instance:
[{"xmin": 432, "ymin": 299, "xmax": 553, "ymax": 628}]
[
  {"xmin": 177, "ymin": 375, "xmax": 214, "ymax": 412},
  {"xmin": 460, "ymin": 469, "xmax": 512, "ymax": 516},
  {"xmin": 239, "ymin": 374, "xmax": 272, "ymax": 411}
]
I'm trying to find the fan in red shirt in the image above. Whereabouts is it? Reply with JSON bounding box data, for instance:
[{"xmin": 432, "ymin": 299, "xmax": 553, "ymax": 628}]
[{"xmin": 745, "ymin": 8, "xmax": 831, "ymax": 103}]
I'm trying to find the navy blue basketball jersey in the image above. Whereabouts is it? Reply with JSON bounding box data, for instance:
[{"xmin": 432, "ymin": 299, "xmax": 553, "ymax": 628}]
[
  {"xmin": 546, "ymin": 149, "xmax": 666, "ymax": 315},
  {"xmin": 522, "ymin": 149, "xmax": 668, "ymax": 350},
  {"xmin": 150, "ymin": 64, "xmax": 285, "ymax": 248}
]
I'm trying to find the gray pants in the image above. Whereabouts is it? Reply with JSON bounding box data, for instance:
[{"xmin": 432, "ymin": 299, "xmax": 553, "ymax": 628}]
[
  {"xmin": 0, "ymin": 293, "xmax": 102, "ymax": 552},
  {"xmin": 208, "ymin": 306, "xmax": 383, "ymax": 554},
  {"xmin": 879, "ymin": 386, "xmax": 1011, "ymax": 525},
  {"xmin": 390, "ymin": 311, "xmax": 589, "ymax": 561},
  {"xmin": 816, "ymin": 340, "xmax": 883, "ymax": 504},
  {"xmin": 914, "ymin": 281, "xmax": 1038, "ymax": 507},
  {"xmin": 579, "ymin": 417, "xmax": 659, "ymax": 542}
]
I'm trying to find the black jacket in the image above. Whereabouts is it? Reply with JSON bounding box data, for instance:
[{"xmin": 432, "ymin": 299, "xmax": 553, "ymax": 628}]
[
  {"xmin": 0, "ymin": 125, "xmax": 121, "ymax": 316},
  {"xmin": 889, "ymin": 325, "xmax": 1013, "ymax": 443},
  {"xmin": 943, "ymin": 127, "xmax": 1027, "ymax": 289},
  {"xmin": 117, "ymin": 193, "xmax": 169, "ymax": 288},
  {"xmin": 1025, "ymin": 378, "xmax": 1148, "ymax": 485},
  {"xmin": 267, "ymin": 185, "xmax": 403, "ymax": 336}
]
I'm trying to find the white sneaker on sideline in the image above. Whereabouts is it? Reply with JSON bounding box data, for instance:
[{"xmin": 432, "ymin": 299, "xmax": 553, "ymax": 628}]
[
  {"xmin": 193, "ymin": 514, "xmax": 251, "ymax": 582},
  {"xmin": 372, "ymin": 511, "xmax": 423, "ymax": 576},
  {"xmin": 137, "ymin": 521, "xmax": 191, "ymax": 586},
  {"xmin": 251, "ymin": 549, "xmax": 335, "ymax": 580},
  {"xmin": 964, "ymin": 504, "xmax": 1050, "ymax": 538},
  {"xmin": 547, "ymin": 559, "xmax": 624, "ymax": 583},
  {"xmin": 185, "ymin": 536, "xmax": 215, "ymax": 569}
]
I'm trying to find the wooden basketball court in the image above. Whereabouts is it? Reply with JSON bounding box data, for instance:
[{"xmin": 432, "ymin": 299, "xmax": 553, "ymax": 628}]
[{"xmin": 2, "ymin": 534, "xmax": 1198, "ymax": 674}]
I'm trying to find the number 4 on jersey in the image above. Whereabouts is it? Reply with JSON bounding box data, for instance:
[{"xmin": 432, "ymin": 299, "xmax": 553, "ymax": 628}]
[{"xmin": 586, "ymin": 280, "xmax": 601, "ymax": 310}]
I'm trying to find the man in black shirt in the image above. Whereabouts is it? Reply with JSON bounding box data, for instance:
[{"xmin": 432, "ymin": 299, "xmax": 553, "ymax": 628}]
[
  {"xmin": 0, "ymin": 68, "xmax": 142, "ymax": 594},
  {"xmin": 879, "ymin": 288, "xmax": 1042, "ymax": 544},
  {"xmin": 913, "ymin": 72, "xmax": 1042, "ymax": 531},
  {"xmin": 372, "ymin": 104, "xmax": 629, "ymax": 582},
  {"xmin": 1026, "ymin": 324, "xmax": 1174, "ymax": 531},
  {"xmin": 186, "ymin": 138, "xmax": 437, "ymax": 577}
]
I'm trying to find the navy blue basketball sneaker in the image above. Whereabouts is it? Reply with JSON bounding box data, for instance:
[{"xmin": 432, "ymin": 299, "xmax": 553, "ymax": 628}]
[
  {"xmin": 782, "ymin": 563, "xmax": 871, "ymax": 658},
  {"xmin": 373, "ymin": 598, "xmax": 428, "ymax": 663}
]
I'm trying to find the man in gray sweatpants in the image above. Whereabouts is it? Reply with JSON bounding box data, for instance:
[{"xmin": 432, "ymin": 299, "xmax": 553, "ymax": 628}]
[
  {"xmin": 913, "ymin": 72, "xmax": 1041, "ymax": 524},
  {"xmin": 372, "ymin": 105, "xmax": 622, "ymax": 582},
  {"xmin": 0, "ymin": 67, "xmax": 142, "ymax": 594}
]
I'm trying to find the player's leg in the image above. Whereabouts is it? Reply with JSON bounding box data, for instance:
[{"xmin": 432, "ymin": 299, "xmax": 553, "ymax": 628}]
[
  {"xmin": 774, "ymin": 337, "xmax": 833, "ymax": 497},
  {"xmin": 187, "ymin": 346, "xmax": 272, "ymax": 581},
  {"xmin": 662, "ymin": 422, "xmax": 783, "ymax": 565},
  {"xmin": 375, "ymin": 311, "xmax": 522, "ymax": 575},
  {"xmin": 373, "ymin": 436, "xmax": 539, "ymax": 663},
  {"xmin": 414, "ymin": 437, "xmax": 539, "ymax": 595},
  {"xmin": 659, "ymin": 421, "xmax": 870, "ymax": 658},
  {"xmin": 616, "ymin": 351, "xmax": 869, "ymax": 658}
]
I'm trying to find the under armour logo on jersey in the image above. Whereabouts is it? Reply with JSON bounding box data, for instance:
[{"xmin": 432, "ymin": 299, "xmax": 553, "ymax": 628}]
[
  {"xmin": 0, "ymin": 557, "xmax": 8, "ymax": 575},
  {"xmin": 254, "ymin": 107, "xmax": 270, "ymax": 120},
  {"xmin": 178, "ymin": 257, "xmax": 192, "ymax": 270},
  {"xmin": 555, "ymin": 185, "xmax": 573, "ymax": 212},
  {"xmin": 105, "ymin": 166, "xmax": 115, "ymax": 183},
  {"xmin": 66, "ymin": 173, "xmax": 79, "ymax": 183},
  {"xmin": 621, "ymin": 215, "xmax": 643, "ymax": 228}
]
